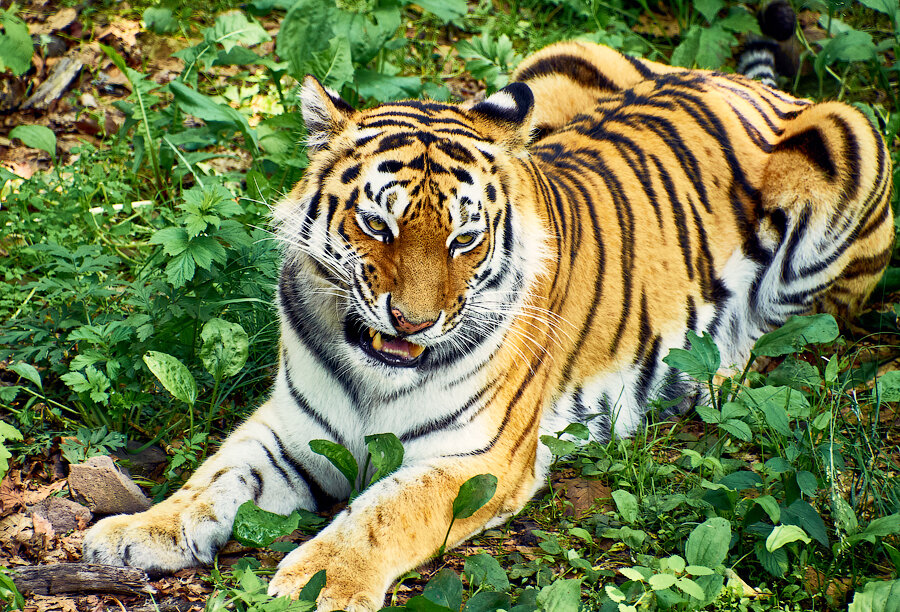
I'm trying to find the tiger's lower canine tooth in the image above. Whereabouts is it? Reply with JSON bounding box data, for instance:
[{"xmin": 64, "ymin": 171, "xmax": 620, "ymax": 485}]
[
  {"xmin": 368, "ymin": 327, "xmax": 376, "ymax": 338},
  {"xmin": 372, "ymin": 332, "xmax": 383, "ymax": 351},
  {"xmin": 409, "ymin": 343, "xmax": 424, "ymax": 358}
]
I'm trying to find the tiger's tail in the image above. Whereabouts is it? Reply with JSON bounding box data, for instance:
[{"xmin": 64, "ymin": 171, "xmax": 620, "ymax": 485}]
[{"xmin": 737, "ymin": 0, "xmax": 800, "ymax": 88}]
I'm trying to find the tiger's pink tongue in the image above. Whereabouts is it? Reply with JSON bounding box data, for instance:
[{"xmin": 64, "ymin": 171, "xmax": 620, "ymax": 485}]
[{"xmin": 371, "ymin": 329, "xmax": 425, "ymax": 358}]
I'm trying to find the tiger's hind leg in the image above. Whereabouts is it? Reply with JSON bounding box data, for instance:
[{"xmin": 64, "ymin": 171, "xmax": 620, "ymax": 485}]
[{"xmin": 754, "ymin": 101, "xmax": 894, "ymax": 324}]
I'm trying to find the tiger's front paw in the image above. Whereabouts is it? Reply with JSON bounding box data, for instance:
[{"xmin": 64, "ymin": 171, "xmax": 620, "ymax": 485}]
[
  {"xmin": 82, "ymin": 502, "xmax": 226, "ymax": 572},
  {"xmin": 268, "ymin": 540, "xmax": 386, "ymax": 612}
]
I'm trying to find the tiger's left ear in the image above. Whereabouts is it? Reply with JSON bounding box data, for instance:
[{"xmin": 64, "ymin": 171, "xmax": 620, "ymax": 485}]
[
  {"xmin": 468, "ymin": 82, "xmax": 535, "ymax": 150},
  {"xmin": 300, "ymin": 75, "xmax": 356, "ymax": 153}
]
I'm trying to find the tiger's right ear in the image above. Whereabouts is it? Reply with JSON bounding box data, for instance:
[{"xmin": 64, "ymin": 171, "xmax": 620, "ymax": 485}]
[
  {"xmin": 467, "ymin": 82, "xmax": 535, "ymax": 150},
  {"xmin": 300, "ymin": 75, "xmax": 355, "ymax": 153}
]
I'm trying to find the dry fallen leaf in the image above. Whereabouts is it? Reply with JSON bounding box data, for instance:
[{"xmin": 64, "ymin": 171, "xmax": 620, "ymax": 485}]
[{"xmin": 30, "ymin": 7, "xmax": 79, "ymax": 36}]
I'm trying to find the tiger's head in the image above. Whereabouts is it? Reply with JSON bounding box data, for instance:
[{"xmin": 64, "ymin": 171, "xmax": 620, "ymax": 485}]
[{"xmin": 275, "ymin": 77, "xmax": 547, "ymax": 388}]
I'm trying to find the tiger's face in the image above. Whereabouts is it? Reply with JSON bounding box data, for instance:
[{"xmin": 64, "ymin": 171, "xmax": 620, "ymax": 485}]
[{"xmin": 276, "ymin": 79, "xmax": 542, "ymax": 383}]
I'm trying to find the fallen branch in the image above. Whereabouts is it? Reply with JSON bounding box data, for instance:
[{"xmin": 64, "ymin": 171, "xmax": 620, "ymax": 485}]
[{"xmin": 10, "ymin": 563, "xmax": 155, "ymax": 596}]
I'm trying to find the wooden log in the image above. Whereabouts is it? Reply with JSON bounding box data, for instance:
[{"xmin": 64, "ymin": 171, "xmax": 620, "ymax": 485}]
[{"xmin": 10, "ymin": 563, "xmax": 155, "ymax": 596}]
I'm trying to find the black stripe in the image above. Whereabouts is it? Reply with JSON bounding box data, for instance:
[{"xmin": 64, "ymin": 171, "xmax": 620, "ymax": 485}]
[
  {"xmin": 516, "ymin": 54, "xmax": 619, "ymax": 91},
  {"xmin": 270, "ymin": 431, "xmax": 338, "ymax": 510}
]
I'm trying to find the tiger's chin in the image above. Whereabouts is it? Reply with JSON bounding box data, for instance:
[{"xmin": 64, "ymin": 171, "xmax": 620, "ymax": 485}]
[{"xmin": 343, "ymin": 315, "xmax": 428, "ymax": 368}]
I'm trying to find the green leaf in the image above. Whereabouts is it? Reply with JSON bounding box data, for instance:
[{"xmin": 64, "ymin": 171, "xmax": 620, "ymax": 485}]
[
  {"xmin": 540, "ymin": 435, "xmax": 577, "ymax": 457},
  {"xmin": 767, "ymin": 355, "xmax": 823, "ymax": 390},
  {"xmin": 307, "ymin": 36, "xmax": 355, "ymax": 91},
  {"xmin": 815, "ymin": 30, "xmax": 876, "ymax": 76},
  {"xmin": 354, "ymin": 69, "xmax": 423, "ymax": 103},
  {"xmin": 719, "ymin": 419, "xmax": 752, "ymax": 441},
  {"xmin": 752, "ymin": 314, "xmax": 839, "ymax": 358},
  {"xmin": 208, "ymin": 11, "xmax": 270, "ymax": 52},
  {"xmin": 277, "ymin": 0, "xmax": 337, "ymax": 80},
  {"xmin": 694, "ymin": 405, "xmax": 721, "ymax": 424},
  {"xmin": 662, "ymin": 331, "xmax": 721, "ymax": 380},
  {"xmin": 200, "ymin": 318, "xmax": 249, "ymax": 380},
  {"xmin": 9, "ymin": 362, "xmax": 41, "ymax": 390},
  {"xmin": 795, "ymin": 470, "xmax": 818, "ymax": 497},
  {"xmin": 451, "ymin": 474, "xmax": 497, "ymax": 520},
  {"xmin": 766, "ymin": 525, "xmax": 810, "ymax": 552},
  {"xmin": 740, "ymin": 385, "xmax": 811, "ymax": 435},
  {"xmin": 536, "ymin": 578, "xmax": 582, "ymax": 612},
  {"xmin": 685, "ymin": 517, "xmax": 731, "ymax": 567},
  {"xmin": 752, "ymin": 495, "xmax": 781, "ymax": 523},
  {"xmin": 463, "ymin": 590, "xmax": 511, "ymax": 612},
  {"xmin": 848, "ymin": 513, "xmax": 900, "ymax": 545},
  {"xmin": 675, "ymin": 576, "xmax": 706, "ymax": 600},
  {"xmin": 0, "ymin": 8, "xmax": 33, "ymax": 76},
  {"xmin": 364, "ymin": 433, "xmax": 404, "ymax": 486},
  {"xmin": 150, "ymin": 226, "xmax": 190, "ymax": 256},
  {"xmin": 612, "ymin": 489, "xmax": 639, "ymax": 524},
  {"xmin": 10, "ymin": 126, "xmax": 57, "ymax": 159},
  {"xmin": 619, "ymin": 567, "xmax": 647, "ymax": 582},
  {"xmin": 874, "ymin": 371, "xmax": 900, "ymax": 402},
  {"xmin": 848, "ymin": 579, "xmax": 900, "ymax": 612},
  {"xmin": 422, "ymin": 568, "xmax": 462, "ymax": 611},
  {"xmin": 169, "ymin": 81, "xmax": 258, "ymax": 152},
  {"xmin": 693, "ymin": 0, "xmax": 724, "ymax": 23},
  {"xmin": 755, "ymin": 541, "xmax": 788, "ymax": 577},
  {"xmin": 649, "ymin": 573, "xmax": 677, "ymax": 590},
  {"xmin": 309, "ymin": 439, "xmax": 358, "ymax": 488},
  {"xmin": 464, "ymin": 553, "xmax": 510, "ymax": 592},
  {"xmin": 232, "ymin": 500, "xmax": 308, "ymax": 547},
  {"xmin": 142, "ymin": 7, "xmax": 178, "ymax": 34},
  {"xmin": 165, "ymin": 252, "xmax": 196, "ymax": 287},
  {"xmin": 298, "ymin": 570, "xmax": 327, "ymax": 603},
  {"xmin": 414, "ymin": 0, "xmax": 467, "ymax": 23},
  {"xmin": 670, "ymin": 25, "xmax": 702, "ymax": 68},
  {"xmin": 143, "ymin": 351, "xmax": 198, "ymax": 405}
]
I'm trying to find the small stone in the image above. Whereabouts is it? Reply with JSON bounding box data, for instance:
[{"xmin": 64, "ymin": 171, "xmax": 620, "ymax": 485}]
[
  {"xmin": 68, "ymin": 456, "xmax": 151, "ymax": 515},
  {"xmin": 31, "ymin": 497, "xmax": 93, "ymax": 533}
]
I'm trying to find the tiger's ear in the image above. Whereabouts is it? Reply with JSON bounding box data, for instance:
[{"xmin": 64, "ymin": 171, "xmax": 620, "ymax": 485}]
[
  {"xmin": 468, "ymin": 82, "xmax": 535, "ymax": 150},
  {"xmin": 300, "ymin": 75, "xmax": 355, "ymax": 153}
]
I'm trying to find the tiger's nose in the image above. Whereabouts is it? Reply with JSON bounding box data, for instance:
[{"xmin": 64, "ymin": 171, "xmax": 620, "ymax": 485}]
[{"xmin": 390, "ymin": 307, "xmax": 434, "ymax": 334}]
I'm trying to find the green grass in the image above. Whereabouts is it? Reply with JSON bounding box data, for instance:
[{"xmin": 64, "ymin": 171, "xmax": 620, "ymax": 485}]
[{"xmin": 1, "ymin": 0, "xmax": 899, "ymax": 610}]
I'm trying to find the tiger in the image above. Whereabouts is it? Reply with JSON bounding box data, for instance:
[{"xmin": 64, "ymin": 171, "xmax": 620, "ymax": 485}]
[{"xmin": 82, "ymin": 39, "xmax": 894, "ymax": 611}]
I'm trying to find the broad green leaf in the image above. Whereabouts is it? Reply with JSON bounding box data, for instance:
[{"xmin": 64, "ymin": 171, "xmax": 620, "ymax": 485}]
[
  {"xmin": 298, "ymin": 570, "xmax": 327, "ymax": 603},
  {"xmin": 833, "ymin": 496, "xmax": 859, "ymax": 535},
  {"xmin": 333, "ymin": 7, "xmax": 401, "ymax": 66},
  {"xmin": 422, "ymin": 568, "xmax": 462, "ymax": 611},
  {"xmin": 9, "ymin": 362, "xmax": 41, "ymax": 390},
  {"xmin": 415, "ymin": 0, "xmax": 467, "ymax": 23},
  {"xmin": 452, "ymin": 474, "xmax": 497, "ymax": 519},
  {"xmin": 675, "ymin": 576, "xmax": 706, "ymax": 600},
  {"xmin": 354, "ymin": 69, "xmax": 423, "ymax": 103},
  {"xmin": 795, "ymin": 470, "xmax": 818, "ymax": 497},
  {"xmin": 200, "ymin": 318, "xmax": 249, "ymax": 380},
  {"xmin": 670, "ymin": 25, "xmax": 702, "ymax": 68},
  {"xmin": 464, "ymin": 553, "xmax": 510, "ymax": 591},
  {"xmin": 142, "ymin": 7, "xmax": 177, "ymax": 34},
  {"xmin": 277, "ymin": 0, "xmax": 337, "ymax": 80},
  {"xmin": 848, "ymin": 513, "xmax": 900, "ymax": 545},
  {"xmin": 752, "ymin": 495, "xmax": 781, "ymax": 523},
  {"xmin": 766, "ymin": 525, "xmax": 810, "ymax": 552},
  {"xmin": 619, "ymin": 567, "xmax": 646, "ymax": 582},
  {"xmin": 0, "ymin": 8, "xmax": 32, "ymax": 76},
  {"xmin": 859, "ymin": 0, "xmax": 898, "ymax": 20},
  {"xmin": 307, "ymin": 36, "xmax": 354, "ymax": 91},
  {"xmin": 561, "ymin": 422, "xmax": 590, "ymax": 440},
  {"xmin": 463, "ymin": 591, "xmax": 511, "ymax": 612},
  {"xmin": 662, "ymin": 331, "xmax": 721, "ymax": 380},
  {"xmin": 685, "ymin": 517, "xmax": 731, "ymax": 567},
  {"xmin": 755, "ymin": 541, "xmax": 788, "ymax": 577},
  {"xmin": 568, "ymin": 527, "xmax": 593, "ymax": 543},
  {"xmin": 0, "ymin": 422, "xmax": 22, "ymax": 442},
  {"xmin": 309, "ymin": 439, "xmax": 358, "ymax": 487},
  {"xmin": 404, "ymin": 596, "xmax": 454, "ymax": 612},
  {"xmin": 605, "ymin": 585, "xmax": 626, "ymax": 602},
  {"xmin": 719, "ymin": 419, "xmax": 752, "ymax": 441},
  {"xmin": 848, "ymin": 579, "xmax": 900, "ymax": 612},
  {"xmin": 150, "ymin": 227, "xmax": 190, "ymax": 256},
  {"xmin": 649, "ymin": 573, "xmax": 677, "ymax": 590},
  {"xmin": 767, "ymin": 355, "xmax": 822, "ymax": 390},
  {"xmin": 693, "ymin": 0, "xmax": 724, "ymax": 23},
  {"xmin": 364, "ymin": 433, "xmax": 404, "ymax": 486},
  {"xmin": 752, "ymin": 314, "xmax": 839, "ymax": 357},
  {"xmin": 874, "ymin": 370, "xmax": 900, "ymax": 402},
  {"xmin": 740, "ymin": 385, "xmax": 811, "ymax": 435},
  {"xmin": 536, "ymin": 578, "xmax": 582, "ymax": 612},
  {"xmin": 233, "ymin": 501, "xmax": 306, "ymax": 547},
  {"xmin": 208, "ymin": 11, "xmax": 270, "ymax": 52},
  {"xmin": 696, "ymin": 24, "xmax": 736, "ymax": 69},
  {"xmin": 685, "ymin": 565, "xmax": 715, "ymax": 576},
  {"xmin": 602, "ymin": 526, "xmax": 647, "ymax": 548},
  {"xmin": 143, "ymin": 352, "xmax": 197, "ymax": 405},
  {"xmin": 10, "ymin": 125, "xmax": 57, "ymax": 159},
  {"xmin": 815, "ymin": 30, "xmax": 876, "ymax": 77},
  {"xmin": 540, "ymin": 435, "xmax": 577, "ymax": 457},
  {"xmin": 612, "ymin": 489, "xmax": 639, "ymax": 524},
  {"xmin": 695, "ymin": 405, "xmax": 721, "ymax": 424},
  {"xmin": 169, "ymin": 81, "xmax": 258, "ymax": 151}
]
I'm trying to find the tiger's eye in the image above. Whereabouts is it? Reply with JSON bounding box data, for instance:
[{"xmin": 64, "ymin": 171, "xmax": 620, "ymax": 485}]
[
  {"xmin": 366, "ymin": 217, "xmax": 388, "ymax": 232},
  {"xmin": 454, "ymin": 234, "xmax": 473, "ymax": 245}
]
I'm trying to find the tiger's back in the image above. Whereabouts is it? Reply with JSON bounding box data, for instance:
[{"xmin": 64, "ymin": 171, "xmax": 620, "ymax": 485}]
[{"xmin": 82, "ymin": 41, "xmax": 893, "ymax": 611}]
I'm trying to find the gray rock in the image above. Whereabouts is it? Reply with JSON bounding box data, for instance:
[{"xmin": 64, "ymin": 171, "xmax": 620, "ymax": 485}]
[
  {"xmin": 68, "ymin": 455, "xmax": 152, "ymax": 515},
  {"xmin": 30, "ymin": 497, "xmax": 93, "ymax": 533}
]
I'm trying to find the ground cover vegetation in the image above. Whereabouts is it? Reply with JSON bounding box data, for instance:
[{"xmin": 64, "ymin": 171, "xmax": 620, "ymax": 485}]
[{"xmin": 0, "ymin": 0, "xmax": 899, "ymax": 610}]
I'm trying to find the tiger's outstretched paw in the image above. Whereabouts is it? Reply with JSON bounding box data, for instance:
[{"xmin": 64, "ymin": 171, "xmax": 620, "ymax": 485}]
[
  {"xmin": 82, "ymin": 503, "xmax": 225, "ymax": 572},
  {"xmin": 268, "ymin": 540, "xmax": 385, "ymax": 612}
]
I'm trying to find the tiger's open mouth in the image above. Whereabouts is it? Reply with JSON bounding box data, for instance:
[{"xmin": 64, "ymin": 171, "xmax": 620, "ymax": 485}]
[{"xmin": 346, "ymin": 317, "xmax": 427, "ymax": 367}]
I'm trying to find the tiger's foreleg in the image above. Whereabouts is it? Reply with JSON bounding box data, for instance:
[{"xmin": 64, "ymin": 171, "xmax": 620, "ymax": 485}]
[
  {"xmin": 82, "ymin": 400, "xmax": 328, "ymax": 571},
  {"xmin": 267, "ymin": 446, "xmax": 540, "ymax": 611}
]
